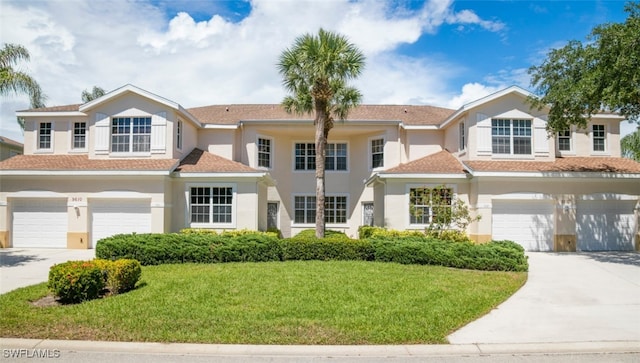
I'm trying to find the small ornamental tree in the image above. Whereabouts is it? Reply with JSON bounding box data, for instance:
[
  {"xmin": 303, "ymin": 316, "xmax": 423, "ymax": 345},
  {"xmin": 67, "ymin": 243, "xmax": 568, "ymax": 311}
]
[{"xmin": 409, "ymin": 185, "xmax": 481, "ymax": 235}]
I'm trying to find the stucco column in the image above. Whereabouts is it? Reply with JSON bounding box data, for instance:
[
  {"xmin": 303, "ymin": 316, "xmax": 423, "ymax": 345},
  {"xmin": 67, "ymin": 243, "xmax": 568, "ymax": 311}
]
[{"xmin": 554, "ymin": 195, "xmax": 576, "ymax": 252}]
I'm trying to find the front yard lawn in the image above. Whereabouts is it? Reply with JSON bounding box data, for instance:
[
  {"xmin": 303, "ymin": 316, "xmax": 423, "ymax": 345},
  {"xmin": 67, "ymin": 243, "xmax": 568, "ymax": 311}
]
[{"xmin": 0, "ymin": 261, "xmax": 526, "ymax": 344}]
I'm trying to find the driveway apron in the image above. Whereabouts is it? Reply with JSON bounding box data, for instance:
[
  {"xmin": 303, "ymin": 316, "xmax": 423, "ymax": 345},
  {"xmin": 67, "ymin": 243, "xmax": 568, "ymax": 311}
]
[{"xmin": 448, "ymin": 252, "xmax": 640, "ymax": 344}]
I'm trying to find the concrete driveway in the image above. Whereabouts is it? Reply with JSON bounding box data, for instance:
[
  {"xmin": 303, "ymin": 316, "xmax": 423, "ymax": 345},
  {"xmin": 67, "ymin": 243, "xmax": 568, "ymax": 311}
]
[
  {"xmin": 448, "ymin": 252, "xmax": 640, "ymax": 344},
  {"xmin": 0, "ymin": 248, "xmax": 95, "ymax": 294}
]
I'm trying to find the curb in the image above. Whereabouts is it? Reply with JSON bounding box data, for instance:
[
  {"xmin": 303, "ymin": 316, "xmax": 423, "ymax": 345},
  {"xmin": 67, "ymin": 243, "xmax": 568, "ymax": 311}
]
[{"xmin": 2, "ymin": 338, "xmax": 639, "ymax": 357}]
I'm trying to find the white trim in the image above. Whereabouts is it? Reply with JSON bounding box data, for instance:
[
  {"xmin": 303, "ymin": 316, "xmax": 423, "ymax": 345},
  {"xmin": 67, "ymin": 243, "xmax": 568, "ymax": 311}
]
[
  {"xmin": 401, "ymin": 125, "xmax": 439, "ymax": 130},
  {"xmin": 292, "ymin": 140, "xmax": 350, "ymax": 173},
  {"xmin": 405, "ymin": 183, "xmax": 458, "ymax": 229},
  {"xmin": 492, "ymin": 192, "xmax": 554, "ymax": 201},
  {"xmin": 256, "ymin": 135, "xmax": 274, "ymax": 170},
  {"xmin": 88, "ymin": 191, "xmax": 153, "ymax": 200},
  {"xmin": 368, "ymin": 135, "xmax": 385, "ymax": 171},
  {"xmin": 173, "ymin": 172, "xmax": 268, "ymax": 178},
  {"xmin": 0, "ymin": 170, "xmax": 172, "ymax": 176},
  {"xmin": 185, "ymin": 182, "xmax": 237, "ymax": 229},
  {"xmin": 35, "ymin": 121, "xmax": 53, "ymax": 153},
  {"xmin": 471, "ymin": 171, "xmax": 640, "ymax": 179},
  {"xmin": 291, "ymin": 193, "xmax": 350, "ymax": 227},
  {"xmin": 376, "ymin": 173, "xmax": 469, "ymax": 179},
  {"xmin": 590, "ymin": 123, "xmax": 609, "ymax": 155},
  {"xmin": 578, "ymin": 193, "xmax": 639, "ymax": 201},
  {"xmin": 202, "ymin": 124, "xmax": 239, "ymax": 129},
  {"xmin": 69, "ymin": 120, "xmax": 88, "ymax": 152},
  {"xmin": 556, "ymin": 128, "xmax": 574, "ymax": 155},
  {"xmin": 176, "ymin": 119, "xmax": 183, "ymax": 151},
  {"xmin": 16, "ymin": 111, "xmax": 85, "ymax": 117},
  {"xmin": 80, "ymin": 84, "xmax": 178, "ymax": 112},
  {"xmin": 7, "ymin": 191, "xmax": 68, "ymax": 198}
]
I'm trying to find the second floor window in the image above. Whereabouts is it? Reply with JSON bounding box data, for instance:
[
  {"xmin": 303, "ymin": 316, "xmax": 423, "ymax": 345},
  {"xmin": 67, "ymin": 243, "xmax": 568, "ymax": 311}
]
[
  {"xmin": 38, "ymin": 122, "xmax": 52, "ymax": 150},
  {"xmin": 492, "ymin": 119, "xmax": 531, "ymax": 155},
  {"xmin": 295, "ymin": 142, "xmax": 347, "ymax": 171},
  {"xmin": 258, "ymin": 138, "xmax": 272, "ymax": 168},
  {"xmin": 371, "ymin": 138, "xmax": 384, "ymax": 168},
  {"xmin": 592, "ymin": 125, "xmax": 606, "ymax": 152},
  {"xmin": 459, "ymin": 122, "xmax": 465, "ymax": 151},
  {"xmin": 111, "ymin": 117, "xmax": 151, "ymax": 153},
  {"xmin": 176, "ymin": 120, "xmax": 183, "ymax": 150},
  {"xmin": 558, "ymin": 130, "xmax": 571, "ymax": 151},
  {"xmin": 73, "ymin": 122, "xmax": 86, "ymax": 149}
]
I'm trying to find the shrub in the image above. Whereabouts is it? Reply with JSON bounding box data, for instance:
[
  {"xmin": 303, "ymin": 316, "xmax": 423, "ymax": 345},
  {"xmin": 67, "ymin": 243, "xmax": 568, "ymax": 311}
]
[
  {"xmin": 281, "ymin": 237, "xmax": 374, "ymax": 261},
  {"xmin": 425, "ymin": 229, "xmax": 473, "ymax": 243},
  {"xmin": 48, "ymin": 260, "xmax": 105, "ymax": 303},
  {"xmin": 94, "ymin": 259, "xmax": 142, "ymax": 294},
  {"xmin": 294, "ymin": 229, "xmax": 351, "ymax": 240}
]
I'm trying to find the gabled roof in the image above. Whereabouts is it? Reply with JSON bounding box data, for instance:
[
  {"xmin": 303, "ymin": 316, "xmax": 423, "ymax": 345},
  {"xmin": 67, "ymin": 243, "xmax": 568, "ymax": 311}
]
[
  {"xmin": 175, "ymin": 148, "xmax": 259, "ymax": 173},
  {"xmin": 464, "ymin": 157, "xmax": 640, "ymax": 174},
  {"xmin": 0, "ymin": 154, "xmax": 178, "ymax": 175},
  {"xmin": 78, "ymin": 84, "xmax": 179, "ymax": 112},
  {"xmin": 0, "ymin": 136, "xmax": 23, "ymax": 147},
  {"xmin": 383, "ymin": 150, "xmax": 467, "ymax": 174}
]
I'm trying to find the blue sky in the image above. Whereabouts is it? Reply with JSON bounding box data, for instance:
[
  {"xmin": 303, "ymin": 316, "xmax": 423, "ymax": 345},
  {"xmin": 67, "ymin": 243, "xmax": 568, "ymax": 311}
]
[{"xmin": 0, "ymin": 0, "xmax": 634, "ymax": 142}]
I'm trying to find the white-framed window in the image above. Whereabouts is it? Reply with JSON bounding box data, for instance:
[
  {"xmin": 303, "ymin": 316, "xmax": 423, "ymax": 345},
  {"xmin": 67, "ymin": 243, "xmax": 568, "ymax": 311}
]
[
  {"xmin": 293, "ymin": 194, "xmax": 348, "ymax": 225},
  {"xmin": 557, "ymin": 130, "xmax": 572, "ymax": 152},
  {"xmin": 491, "ymin": 119, "xmax": 532, "ymax": 155},
  {"xmin": 362, "ymin": 202, "xmax": 374, "ymax": 227},
  {"xmin": 408, "ymin": 186, "xmax": 453, "ymax": 226},
  {"xmin": 188, "ymin": 184, "xmax": 236, "ymax": 227},
  {"xmin": 459, "ymin": 122, "xmax": 465, "ymax": 151},
  {"xmin": 37, "ymin": 122, "xmax": 52, "ymax": 151},
  {"xmin": 176, "ymin": 120, "xmax": 183, "ymax": 150},
  {"xmin": 72, "ymin": 122, "xmax": 87, "ymax": 150},
  {"xmin": 592, "ymin": 124, "xmax": 606, "ymax": 152},
  {"xmin": 294, "ymin": 142, "xmax": 347, "ymax": 171},
  {"xmin": 257, "ymin": 137, "xmax": 272, "ymax": 169},
  {"xmin": 370, "ymin": 138, "xmax": 384, "ymax": 169},
  {"xmin": 111, "ymin": 117, "xmax": 151, "ymax": 153}
]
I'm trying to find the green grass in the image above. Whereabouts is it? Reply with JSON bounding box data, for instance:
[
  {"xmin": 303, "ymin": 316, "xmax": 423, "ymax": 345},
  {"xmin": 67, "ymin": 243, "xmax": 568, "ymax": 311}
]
[{"xmin": 0, "ymin": 261, "xmax": 526, "ymax": 344}]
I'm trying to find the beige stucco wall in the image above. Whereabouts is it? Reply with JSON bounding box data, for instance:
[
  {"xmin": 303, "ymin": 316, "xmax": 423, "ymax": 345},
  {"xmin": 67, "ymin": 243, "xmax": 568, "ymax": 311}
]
[
  {"xmin": 22, "ymin": 115, "xmax": 88, "ymax": 155},
  {"xmin": 198, "ymin": 129, "xmax": 236, "ymax": 160},
  {"xmin": 405, "ymin": 130, "xmax": 443, "ymax": 161}
]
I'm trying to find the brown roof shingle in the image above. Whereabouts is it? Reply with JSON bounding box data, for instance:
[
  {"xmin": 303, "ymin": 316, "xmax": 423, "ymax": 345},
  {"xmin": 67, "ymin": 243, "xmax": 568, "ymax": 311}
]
[
  {"xmin": 464, "ymin": 157, "xmax": 640, "ymax": 173},
  {"xmin": 0, "ymin": 136, "xmax": 23, "ymax": 147},
  {"xmin": 20, "ymin": 104, "xmax": 82, "ymax": 112},
  {"xmin": 0, "ymin": 154, "xmax": 177, "ymax": 171},
  {"xmin": 383, "ymin": 150, "xmax": 466, "ymax": 174},
  {"xmin": 175, "ymin": 148, "xmax": 258, "ymax": 173}
]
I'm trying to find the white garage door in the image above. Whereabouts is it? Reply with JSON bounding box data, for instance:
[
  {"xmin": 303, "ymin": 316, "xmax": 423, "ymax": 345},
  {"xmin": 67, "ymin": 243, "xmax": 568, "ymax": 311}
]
[
  {"xmin": 91, "ymin": 199, "xmax": 152, "ymax": 246},
  {"xmin": 492, "ymin": 200, "xmax": 554, "ymax": 251},
  {"xmin": 12, "ymin": 199, "xmax": 68, "ymax": 248},
  {"xmin": 577, "ymin": 200, "xmax": 637, "ymax": 251}
]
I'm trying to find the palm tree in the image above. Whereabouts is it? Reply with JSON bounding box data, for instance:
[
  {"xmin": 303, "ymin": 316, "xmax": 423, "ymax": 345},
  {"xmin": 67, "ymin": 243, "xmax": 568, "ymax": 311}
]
[
  {"xmin": 278, "ymin": 29, "xmax": 365, "ymax": 238},
  {"xmin": 621, "ymin": 127, "xmax": 640, "ymax": 161},
  {"xmin": 81, "ymin": 86, "xmax": 106, "ymax": 103}
]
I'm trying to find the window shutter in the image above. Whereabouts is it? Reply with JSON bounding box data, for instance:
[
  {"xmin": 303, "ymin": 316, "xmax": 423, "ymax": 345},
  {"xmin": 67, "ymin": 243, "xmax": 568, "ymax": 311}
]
[
  {"xmin": 476, "ymin": 113, "xmax": 491, "ymax": 154},
  {"xmin": 533, "ymin": 117, "xmax": 549, "ymax": 154},
  {"xmin": 151, "ymin": 111, "xmax": 167, "ymax": 153},
  {"xmin": 94, "ymin": 112, "xmax": 109, "ymax": 154}
]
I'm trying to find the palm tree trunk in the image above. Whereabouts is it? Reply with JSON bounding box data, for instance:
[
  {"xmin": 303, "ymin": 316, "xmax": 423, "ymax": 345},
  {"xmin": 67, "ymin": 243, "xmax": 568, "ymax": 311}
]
[{"xmin": 314, "ymin": 100, "xmax": 328, "ymax": 238}]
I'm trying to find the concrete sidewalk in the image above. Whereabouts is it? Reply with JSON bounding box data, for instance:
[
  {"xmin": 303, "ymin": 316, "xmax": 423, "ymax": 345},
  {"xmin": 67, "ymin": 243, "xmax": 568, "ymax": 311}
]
[
  {"xmin": 448, "ymin": 252, "xmax": 640, "ymax": 344},
  {"xmin": 0, "ymin": 248, "xmax": 95, "ymax": 294}
]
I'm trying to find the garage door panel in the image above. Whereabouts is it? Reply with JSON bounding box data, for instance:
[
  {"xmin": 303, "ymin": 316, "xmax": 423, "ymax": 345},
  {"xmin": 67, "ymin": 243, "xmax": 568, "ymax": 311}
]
[
  {"xmin": 12, "ymin": 199, "xmax": 68, "ymax": 248},
  {"xmin": 492, "ymin": 200, "xmax": 554, "ymax": 251},
  {"xmin": 91, "ymin": 200, "xmax": 152, "ymax": 246},
  {"xmin": 577, "ymin": 200, "xmax": 636, "ymax": 251}
]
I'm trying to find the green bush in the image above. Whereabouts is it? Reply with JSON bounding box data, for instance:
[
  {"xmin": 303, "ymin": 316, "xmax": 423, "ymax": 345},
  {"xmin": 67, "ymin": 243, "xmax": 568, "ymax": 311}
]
[
  {"xmin": 48, "ymin": 260, "xmax": 105, "ymax": 303},
  {"xmin": 294, "ymin": 229, "xmax": 351, "ymax": 240},
  {"xmin": 426, "ymin": 229, "xmax": 473, "ymax": 243},
  {"xmin": 94, "ymin": 259, "xmax": 142, "ymax": 294},
  {"xmin": 281, "ymin": 237, "xmax": 374, "ymax": 261}
]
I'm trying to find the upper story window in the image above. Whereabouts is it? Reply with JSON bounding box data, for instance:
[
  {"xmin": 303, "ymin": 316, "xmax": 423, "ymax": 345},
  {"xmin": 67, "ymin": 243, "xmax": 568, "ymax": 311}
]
[
  {"xmin": 592, "ymin": 124, "xmax": 606, "ymax": 152},
  {"xmin": 459, "ymin": 122, "xmax": 465, "ymax": 151},
  {"xmin": 111, "ymin": 117, "xmax": 151, "ymax": 153},
  {"xmin": 176, "ymin": 120, "xmax": 183, "ymax": 150},
  {"xmin": 557, "ymin": 130, "xmax": 572, "ymax": 151},
  {"xmin": 492, "ymin": 119, "xmax": 531, "ymax": 155},
  {"xmin": 258, "ymin": 137, "xmax": 272, "ymax": 168},
  {"xmin": 371, "ymin": 138, "xmax": 384, "ymax": 169},
  {"xmin": 294, "ymin": 142, "xmax": 347, "ymax": 171},
  {"xmin": 73, "ymin": 122, "xmax": 86, "ymax": 149},
  {"xmin": 38, "ymin": 122, "xmax": 52, "ymax": 150}
]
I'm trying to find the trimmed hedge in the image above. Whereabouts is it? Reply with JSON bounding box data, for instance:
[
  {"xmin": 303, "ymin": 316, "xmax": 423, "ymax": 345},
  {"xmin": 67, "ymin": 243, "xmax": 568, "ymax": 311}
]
[
  {"xmin": 48, "ymin": 260, "xmax": 105, "ymax": 303},
  {"xmin": 94, "ymin": 259, "xmax": 142, "ymax": 294},
  {"xmin": 294, "ymin": 229, "xmax": 351, "ymax": 240},
  {"xmin": 96, "ymin": 232, "xmax": 528, "ymax": 272}
]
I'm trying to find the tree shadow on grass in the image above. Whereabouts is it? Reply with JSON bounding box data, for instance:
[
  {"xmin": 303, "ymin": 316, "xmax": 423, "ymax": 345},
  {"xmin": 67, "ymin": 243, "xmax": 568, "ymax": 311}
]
[{"xmin": 0, "ymin": 250, "xmax": 46, "ymax": 267}]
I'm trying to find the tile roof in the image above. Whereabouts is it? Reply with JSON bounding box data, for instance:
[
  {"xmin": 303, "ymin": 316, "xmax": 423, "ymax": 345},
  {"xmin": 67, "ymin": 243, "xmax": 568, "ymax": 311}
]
[
  {"xmin": 0, "ymin": 154, "xmax": 178, "ymax": 171},
  {"xmin": 464, "ymin": 157, "xmax": 640, "ymax": 174},
  {"xmin": 382, "ymin": 150, "xmax": 467, "ymax": 174},
  {"xmin": 184, "ymin": 104, "xmax": 456, "ymax": 126},
  {"xmin": 175, "ymin": 148, "xmax": 258, "ymax": 173},
  {"xmin": 20, "ymin": 104, "xmax": 82, "ymax": 112},
  {"xmin": 0, "ymin": 136, "xmax": 23, "ymax": 147}
]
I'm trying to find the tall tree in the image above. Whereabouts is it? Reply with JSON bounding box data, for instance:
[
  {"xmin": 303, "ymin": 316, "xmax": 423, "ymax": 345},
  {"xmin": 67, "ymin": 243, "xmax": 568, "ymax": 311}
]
[
  {"xmin": 81, "ymin": 86, "xmax": 106, "ymax": 103},
  {"xmin": 621, "ymin": 127, "xmax": 640, "ymax": 161},
  {"xmin": 1, "ymin": 43, "xmax": 46, "ymax": 131},
  {"xmin": 528, "ymin": 2, "xmax": 640, "ymax": 132},
  {"xmin": 278, "ymin": 29, "xmax": 365, "ymax": 238}
]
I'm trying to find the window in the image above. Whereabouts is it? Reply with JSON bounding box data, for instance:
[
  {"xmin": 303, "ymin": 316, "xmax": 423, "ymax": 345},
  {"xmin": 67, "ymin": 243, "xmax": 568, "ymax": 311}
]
[
  {"xmin": 258, "ymin": 138, "xmax": 272, "ymax": 168},
  {"xmin": 491, "ymin": 119, "xmax": 531, "ymax": 155},
  {"xmin": 592, "ymin": 125, "xmax": 606, "ymax": 152},
  {"xmin": 294, "ymin": 142, "xmax": 347, "ymax": 171},
  {"xmin": 371, "ymin": 138, "xmax": 384, "ymax": 168},
  {"xmin": 111, "ymin": 117, "xmax": 151, "ymax": 153},
  {"xmin": 409, "ymin": 187, "xmax": 452, "ymax": 225},
  {"xmin": 459, "ymin": 122, "xmax": 465, "ymax": 150},
  {"xmin": 294, "ymin": 195, "xmax": 347, "ymax": 224},
  {"xmin": 190, "ymin": 186, "xmax": 233, "ymax": 225},
  {"xmin": 38, "ymin": 122, "xmax": 52, "ymax": 150},
  {"xmin": 558, "ymin": 130, "xmax": 571, "ymax": 151},
  {"xmin": 176, "ymin": 120, "xmax": 183, "ymax": 150},
  {"xmin": 73, "ymin": 122, "xmax": 86, "ymax": 149}
]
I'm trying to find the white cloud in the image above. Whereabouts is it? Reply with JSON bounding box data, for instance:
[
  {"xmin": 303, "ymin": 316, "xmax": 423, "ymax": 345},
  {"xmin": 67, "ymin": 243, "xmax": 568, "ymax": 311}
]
[
  {"xmin": 0, "ymin": 0, "xmax": 506, "ymax": 142},
  {"xmin": 446, "ymin": 83, "xmax": 502, "ymax": 109}
]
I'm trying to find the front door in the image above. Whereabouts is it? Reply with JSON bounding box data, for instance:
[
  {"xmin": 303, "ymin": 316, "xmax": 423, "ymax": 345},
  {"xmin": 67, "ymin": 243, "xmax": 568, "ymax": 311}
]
[{"xmin": 267, "ymin": 202, "xmax": 279, "ymax": 230}]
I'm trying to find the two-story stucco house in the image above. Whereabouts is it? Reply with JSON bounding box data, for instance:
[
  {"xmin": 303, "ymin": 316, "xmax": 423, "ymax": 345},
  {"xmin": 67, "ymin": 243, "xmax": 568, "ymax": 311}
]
[{"xmin": 1, "ymin": 84, "xmax": 639, "ymax": 251}]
